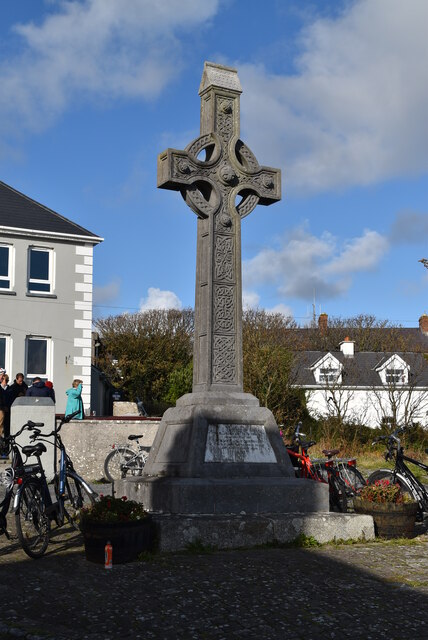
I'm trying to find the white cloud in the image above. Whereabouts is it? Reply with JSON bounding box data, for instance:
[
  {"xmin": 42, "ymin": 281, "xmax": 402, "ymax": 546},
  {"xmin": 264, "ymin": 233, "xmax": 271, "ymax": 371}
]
[
  {"xmin": 243, "ymin": 224, "xmax": 389, "ymax": 303},
  {"xmin": 324, "ymin": 230, "xmax": 389, "ymax": 275},
  {"xmin": 139, "ymin": 287, "xmax": 182, "ymax": 311},
  {"xmin": 0, "ymin": 0, "xmax": 219, "ymax": 154},
  {"xmin": 239, "ymin": 0, "xmax": 428, "ymax": 193},
  {"xmin": 242, "ymin": 290, "xmax": 260, "ymax": 309},
  {"xmin": 266, "ymin": 303, "xmax": 294, "ymax": 317},
  {"xmin": 93, "ymin": 278, "xmax": 120, "ymax": 304}
]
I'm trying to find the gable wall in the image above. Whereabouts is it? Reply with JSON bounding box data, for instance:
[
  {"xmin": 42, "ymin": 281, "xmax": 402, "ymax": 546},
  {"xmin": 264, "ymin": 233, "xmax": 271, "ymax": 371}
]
[{"xmin": 0, "ymin": 232, "xmax": 95, "ymax": 413}]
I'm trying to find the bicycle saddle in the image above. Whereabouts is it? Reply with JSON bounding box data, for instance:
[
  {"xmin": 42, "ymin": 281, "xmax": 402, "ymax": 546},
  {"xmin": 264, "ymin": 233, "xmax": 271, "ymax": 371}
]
[
  {"xmin": 22, "ymin": 443, "xmax": 47, "ymax": 457},
  {"xmin": 322, "ymin": 449, "xmax": 340, "ymax": 458},
  {"xmin": 128, "ymin": 434, "xmax": 144, "ymax": 441}
]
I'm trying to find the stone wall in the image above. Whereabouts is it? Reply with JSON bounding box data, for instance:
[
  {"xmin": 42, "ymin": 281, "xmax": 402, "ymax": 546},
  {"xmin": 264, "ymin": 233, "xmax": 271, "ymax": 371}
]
[{"xmin": 60, "ymin": 417, "xmax": 160, "ymax": 481}]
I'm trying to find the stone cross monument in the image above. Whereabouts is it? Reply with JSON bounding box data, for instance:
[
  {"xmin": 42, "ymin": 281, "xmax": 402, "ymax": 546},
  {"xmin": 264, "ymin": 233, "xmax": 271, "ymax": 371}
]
[
  {"xmin": 158, "ymin": 62, "xmax": 280, "ymax": 394},
  {"xmin": 139, "ymin": 63, "xmax": 327, "ymax": 516}
]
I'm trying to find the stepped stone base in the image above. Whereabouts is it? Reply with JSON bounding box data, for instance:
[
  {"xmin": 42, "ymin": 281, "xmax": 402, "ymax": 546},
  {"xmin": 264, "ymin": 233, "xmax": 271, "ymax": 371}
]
[
  {"xmin": 117, "ymin": 476, "xmax": 329, "ymax": 514},
  {"xmin": 147, "ymin": 513, "xmax": 375, "ymax": 552}
]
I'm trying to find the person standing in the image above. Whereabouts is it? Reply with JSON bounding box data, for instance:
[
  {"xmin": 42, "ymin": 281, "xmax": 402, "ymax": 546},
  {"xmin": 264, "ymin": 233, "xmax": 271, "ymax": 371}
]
[
  {"xmin": 6, "ymin": 373, "xmax": 28, "ymax": 406},
  {"xmin": 44, "ymin": 380, "xmax": 56, "ymax": 404},
  {"xmin": 26, "ymin": 377, "xmax": 52, "ymax": 398},
  {"xmin": 65, "ymin": 379, "xmax": 84, "ymax": 420}
]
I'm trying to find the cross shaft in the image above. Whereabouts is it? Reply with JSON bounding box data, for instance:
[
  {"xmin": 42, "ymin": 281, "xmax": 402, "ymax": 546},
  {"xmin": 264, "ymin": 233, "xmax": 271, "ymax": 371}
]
[{"xmin": 158, "ymin": 62, "xmax": 281, "ymax": 393}]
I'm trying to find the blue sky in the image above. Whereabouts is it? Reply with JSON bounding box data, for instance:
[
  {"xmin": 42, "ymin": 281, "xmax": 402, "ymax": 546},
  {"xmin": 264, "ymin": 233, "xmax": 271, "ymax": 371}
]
[{"xmin": 0, "ymin": 0, "xmax": 427, "ymax": 327}]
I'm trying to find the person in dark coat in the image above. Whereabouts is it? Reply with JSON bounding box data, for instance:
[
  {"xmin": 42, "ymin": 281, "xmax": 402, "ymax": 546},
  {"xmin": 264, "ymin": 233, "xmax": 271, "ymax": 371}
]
[
  {"xmin": 6, "ymin": 373, "xmax": 28, "ymax": 406},
  {"xmin": 26, "ymin": 377, "xmax": 52, "ymax": 398},
  {"xmin": 44, "ymin": 380, "xmax": 56, "ymax": 403}
]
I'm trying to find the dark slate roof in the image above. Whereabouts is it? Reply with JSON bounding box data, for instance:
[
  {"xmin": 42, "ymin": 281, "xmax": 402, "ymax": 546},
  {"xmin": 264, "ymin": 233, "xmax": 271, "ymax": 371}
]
[
  {"xmin": 293, "ymin": 326, "xmax": 428, "ymax": 353},
  {"xmin": 0, "ymin": 181, "xmax": 101, "ymax": 240},
  {"xmin": 294, "ymin": 351, "xmax": 428, "ymax": 387}
]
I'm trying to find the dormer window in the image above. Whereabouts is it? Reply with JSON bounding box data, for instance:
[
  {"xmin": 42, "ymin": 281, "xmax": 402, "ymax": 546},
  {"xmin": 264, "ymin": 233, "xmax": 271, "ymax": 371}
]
[
  {"xmin": 386, "ymin": 368, "xmax": 405, "ymax": 384},
  {"xmin": 319, "ymin": 367, "xmax": 340, "ymax": 384},
  {"xmin": 375, "ymin": 354, "xmax": 409, "ymax": 385},
  {"xmin": 310, "ymin": 352, "xmax": 343, "ymax": 385}
]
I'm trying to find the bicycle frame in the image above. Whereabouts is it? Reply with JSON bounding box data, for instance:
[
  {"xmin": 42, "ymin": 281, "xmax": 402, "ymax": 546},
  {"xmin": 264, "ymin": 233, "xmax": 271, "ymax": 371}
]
[{"xmin": 371, "ymin": 427, "xmax": 428, "ymax": 516}]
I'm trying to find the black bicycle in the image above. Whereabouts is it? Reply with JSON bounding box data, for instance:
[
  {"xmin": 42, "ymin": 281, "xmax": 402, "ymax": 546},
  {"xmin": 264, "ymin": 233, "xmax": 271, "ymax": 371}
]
[
  {"xmin": 368, "ymin": 426, "xmax": 428, "ymax": 521},
  {"xmin": 0, "ymin": 420, "xmax": 51, "ymax": 558},
  {"xmin": 25, "ymin": 412, "xmax": 98, "ymax": 543}
]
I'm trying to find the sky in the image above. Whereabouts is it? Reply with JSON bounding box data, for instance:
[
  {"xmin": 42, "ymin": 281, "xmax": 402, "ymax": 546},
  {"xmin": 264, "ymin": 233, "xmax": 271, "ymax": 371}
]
[{"xmin": 0, "ymin": 0, "xmax": 427, "ymax": 327}]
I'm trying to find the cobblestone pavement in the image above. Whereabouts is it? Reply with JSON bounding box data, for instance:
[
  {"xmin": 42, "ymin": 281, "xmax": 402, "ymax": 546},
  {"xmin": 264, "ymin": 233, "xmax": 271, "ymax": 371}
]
[{"xmin": 0, "ymin": 516, "xmax": 427, "ymax": 640}]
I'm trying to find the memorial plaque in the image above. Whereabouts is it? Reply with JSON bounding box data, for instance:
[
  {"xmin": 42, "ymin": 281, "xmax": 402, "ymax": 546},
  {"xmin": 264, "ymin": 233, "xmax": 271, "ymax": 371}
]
[{"xmin": 205, "ymin": 424, "xmax": 277, "ymax": 463}]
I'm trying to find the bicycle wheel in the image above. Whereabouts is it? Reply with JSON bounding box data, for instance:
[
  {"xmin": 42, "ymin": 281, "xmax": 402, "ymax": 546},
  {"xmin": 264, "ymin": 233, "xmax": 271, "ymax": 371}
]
[
  {"xmin": 15, "ymin": 480, "xmax": 50, "ymax": 559},
  {"xmin": 63, "ymin": 472, "xmax": 96, "ymax": 529},
  {"xmin": 329, "ymin": 474, "xmax": 348, "ymax": 512},
  {"xmin": 104, "ymin": 447, "xmax": 138, "ymax": 482},
  {"xmin": 338, "ymin": 465, "xmax": 366, "ymax": 495}
]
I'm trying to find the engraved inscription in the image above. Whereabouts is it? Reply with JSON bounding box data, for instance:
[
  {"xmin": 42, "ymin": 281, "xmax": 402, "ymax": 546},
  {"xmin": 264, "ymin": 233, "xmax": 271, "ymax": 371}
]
[
  {"xmin": 205, "ymin": 424, "xmax": 277, "ymax": 463},
  {"xmin": 214, "ymin": 285, "xmax": 235, "ymax": 333}
]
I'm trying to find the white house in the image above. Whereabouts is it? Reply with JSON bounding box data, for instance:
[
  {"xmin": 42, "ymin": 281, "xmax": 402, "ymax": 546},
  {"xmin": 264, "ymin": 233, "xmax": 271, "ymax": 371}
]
[
  {"xmin": 294, "ymin": 331, "xmax": 428, "ymax": 429},
  {"xmin": 0, "ymin": 181, "xmax": 103, "ymax": 413}
]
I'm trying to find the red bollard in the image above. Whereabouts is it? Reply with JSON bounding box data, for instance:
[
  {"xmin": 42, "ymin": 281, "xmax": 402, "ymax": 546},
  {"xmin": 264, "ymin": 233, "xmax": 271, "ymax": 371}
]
[{"xmin": 104, "ymin": 541, "xmax": 113, "ymax": 569}]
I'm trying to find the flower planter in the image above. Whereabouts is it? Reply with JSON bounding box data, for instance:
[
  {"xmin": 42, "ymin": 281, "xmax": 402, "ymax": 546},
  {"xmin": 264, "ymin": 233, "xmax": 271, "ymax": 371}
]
[
  {"xmin": 353, "ymin": 498, "xmax": 417, "ymax": 539},
  {"xmin": 80, "ymin": 517, "xmax": 156, "ymax": 564}
]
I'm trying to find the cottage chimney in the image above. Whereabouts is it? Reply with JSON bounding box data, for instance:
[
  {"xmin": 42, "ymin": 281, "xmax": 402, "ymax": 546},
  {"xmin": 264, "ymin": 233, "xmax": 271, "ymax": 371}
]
[
  {"xmin": 419, "ymin": 314, "xmax": 428, "ymax": 336},
  {"xmin": 318, "ymin": 313, "xmax": 328, "ymax": 336},
  {"xmin": 339, "ymin": 336, "xmax": 355, "ymax": 357}
]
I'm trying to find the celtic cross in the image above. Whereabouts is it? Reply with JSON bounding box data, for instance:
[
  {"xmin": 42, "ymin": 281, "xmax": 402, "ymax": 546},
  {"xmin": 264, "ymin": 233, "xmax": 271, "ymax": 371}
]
[{"xmin": 158, "ymin": 62, "xmax": 281, "ymax": 394}]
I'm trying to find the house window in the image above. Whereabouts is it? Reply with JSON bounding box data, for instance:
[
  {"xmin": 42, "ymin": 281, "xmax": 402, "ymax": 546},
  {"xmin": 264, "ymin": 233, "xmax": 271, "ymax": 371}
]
[
  {"xmin": 0, "ymin": 336, "xmax": 7, "ymax": 370},
  {"xmin": 28, "ymin": 247, "xmax": 53, "ymax": 294},
  {"xmin": 386, "ymin": 368, "xmax": 405, "ymax": 384},
  {"xmin": 0, "ymin": 244, "xmax": 12, "ymax": 290},
  {"xmin": 319, "ymin": 368, "xmax": 339, "ymax": 384},
  {"xmin": 26, "ymin": 337, "xmax": 51, "ymax": 379}
]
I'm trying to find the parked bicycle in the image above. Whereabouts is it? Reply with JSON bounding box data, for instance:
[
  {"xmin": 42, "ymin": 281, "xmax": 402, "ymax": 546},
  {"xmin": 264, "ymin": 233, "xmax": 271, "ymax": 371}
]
[
  {"xmin": 368, "ymin": 425, "xmax": 428, "ymax": 521},
  {"xmin": 104, "ymin": 434, "xmax": 150, "ymax": 483},
  {"xmin": 0, "ymin": 420, "xmax": 51, "ymax": 558},
  {"xmin": 27, "ymin": 411, "xmax": 98, "ymax": 536},
  {"xmin": 286, "ymin": 424, "xmax": 348, "ymax": 512}
]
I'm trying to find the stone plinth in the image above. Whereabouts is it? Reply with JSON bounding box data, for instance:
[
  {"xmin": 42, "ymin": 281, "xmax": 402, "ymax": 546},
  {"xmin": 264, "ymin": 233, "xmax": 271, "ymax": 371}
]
[
  {"xmin": 11, "ymin": 397, "xmax": 56, "ymax": 481},
  {"xmin": 128, "ymin": 391, "xmax": 329, "ymax": 514},
  {"xmin": 146, "ymin": 513, "xmax": 375, "ymax": 552}
]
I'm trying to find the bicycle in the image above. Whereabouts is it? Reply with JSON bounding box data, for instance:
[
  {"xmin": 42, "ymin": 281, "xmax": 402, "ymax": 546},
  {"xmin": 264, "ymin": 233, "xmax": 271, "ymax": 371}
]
[
  {"xmin": 367, "ymin": 425, "xmax": 428, "ymax": 521},
  {"xmin": 26, "ymin": 411, "xmax": 98, "ymax": 529},
  {"xmin": 0, "ymin": 420, "xmax": 51, "ymax": 558},
  {"xmin": 286, "ymin": 424, "xmax": 348, "ymax": 512},
  {"xmin": 103, "ymin": 434, "xmax": 150, "ymax": 483}
]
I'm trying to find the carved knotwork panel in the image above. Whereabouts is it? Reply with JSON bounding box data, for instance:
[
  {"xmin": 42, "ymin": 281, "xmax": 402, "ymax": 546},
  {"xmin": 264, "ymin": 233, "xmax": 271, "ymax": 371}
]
[
  {"xmin": 214, "ymin": 235, "xmax": 234, "ymax": 281},
  {"xmin": 216, "ymin": 97, "xmax": 234, "ymax": 142},
  {"xmin": 214, "ymin": 285, "xmax": 235, "ymax": 333},
  {"xmin": 213, "ymin": 335, "xmax": 236, "ymax": 384}
]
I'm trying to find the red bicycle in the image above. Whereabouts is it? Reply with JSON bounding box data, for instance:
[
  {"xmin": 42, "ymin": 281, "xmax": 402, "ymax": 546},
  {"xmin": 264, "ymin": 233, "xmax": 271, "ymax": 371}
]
[{"xmin": 286, "ymin": 424, "xmax": 348, "ymax": 512}]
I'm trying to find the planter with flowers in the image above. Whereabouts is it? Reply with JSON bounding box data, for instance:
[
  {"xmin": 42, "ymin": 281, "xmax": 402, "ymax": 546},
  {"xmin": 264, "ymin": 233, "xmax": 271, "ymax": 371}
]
[
  {"xmin": 353, "ymin": 479, "xmax": 417, "ymax": 539},
  {"xmin": 79, "ymin": 495, "xmax": 155, "ymax": 564}
]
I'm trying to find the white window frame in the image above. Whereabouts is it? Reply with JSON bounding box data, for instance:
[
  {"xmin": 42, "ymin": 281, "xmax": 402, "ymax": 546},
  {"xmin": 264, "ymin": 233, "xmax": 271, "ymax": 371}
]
[
  {"xmin": 385, "ymin": 368, "xmax": 405, "ymax": 384},
  {"xmin": 0, "ymin": 243, "xmax": 14, "ymax": 291},
  {"xmin": 0, "ymin": 334, "xmax": 12, "ymax": 374},
  {"xmin": 319, "ymin": 367, "xmax": 340, "ymax": 384},
  {"xmin": 25, "ymin": 336, "xmax": 52, "ymax": 380},
  {"xmin": 27, "ymin": 246, "xmax": 55, "ymax": 295},
  {"xmin": 376, "ymin": 354, "xmax": 409, "ymax": 386}
]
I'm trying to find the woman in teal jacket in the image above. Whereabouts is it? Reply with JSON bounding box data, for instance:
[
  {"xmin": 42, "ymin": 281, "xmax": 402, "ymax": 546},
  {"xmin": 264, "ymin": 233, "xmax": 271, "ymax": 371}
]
[{"xmin": 65, "ymin": 379, "xmax": 84, "ymax": 419}]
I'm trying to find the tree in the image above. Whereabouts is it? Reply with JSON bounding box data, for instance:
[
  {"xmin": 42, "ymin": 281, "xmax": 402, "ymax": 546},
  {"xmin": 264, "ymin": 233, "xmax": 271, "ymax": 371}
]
[
  {"xmin": 242, "ymin": 309, "xmax": 302, "ymax": 424},
  {"xmin": 95, "ymin": 308, "xmax": 193, "ymax": 415}
]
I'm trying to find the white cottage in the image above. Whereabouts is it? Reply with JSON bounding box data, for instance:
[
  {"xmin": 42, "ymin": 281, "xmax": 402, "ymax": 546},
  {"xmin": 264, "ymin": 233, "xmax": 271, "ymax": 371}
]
[
  {"xmin": 0, "ymin": 181, "xmax": 103, "ymax": 413},
  {"xmin": 294, "ymin": 334, "xmax": 428, "ymax": 429}
]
